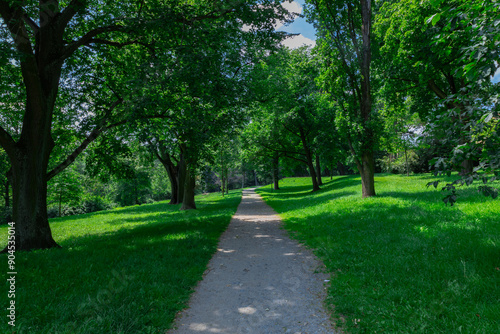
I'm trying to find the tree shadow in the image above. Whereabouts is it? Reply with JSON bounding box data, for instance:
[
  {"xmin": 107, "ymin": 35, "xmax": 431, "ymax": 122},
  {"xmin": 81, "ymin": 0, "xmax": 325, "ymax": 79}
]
[
  {"xmin": 0, "ymin": 193, "xmax": 242, "ymax": 334},
  {"xmin": 269, "ymin": 191, "xmax": 500, "ymax": 332},
  {"xmin": 258, "ymin": 177, "xmax": 360, "ymax": 199}
]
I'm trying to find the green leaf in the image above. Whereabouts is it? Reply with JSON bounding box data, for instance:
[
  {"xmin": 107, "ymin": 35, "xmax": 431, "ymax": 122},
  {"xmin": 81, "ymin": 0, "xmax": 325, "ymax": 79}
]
[
  {"xmin": 426, "ymin": 13, "xmax": 442, "ymax": 26},
  {"xmin": 429, "ymin": 0, "xmax": 444, "ymax": 7}
]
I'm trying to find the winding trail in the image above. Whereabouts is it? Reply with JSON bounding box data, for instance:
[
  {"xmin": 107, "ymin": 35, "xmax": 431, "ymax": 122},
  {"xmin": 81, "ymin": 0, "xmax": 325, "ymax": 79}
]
[{"xmin": 169, "ymin": 188, "xmax": 335, "ymax": 334}]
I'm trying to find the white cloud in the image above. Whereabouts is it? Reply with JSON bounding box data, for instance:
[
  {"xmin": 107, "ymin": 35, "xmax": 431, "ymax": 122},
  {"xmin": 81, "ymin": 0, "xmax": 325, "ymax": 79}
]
[
  {"xmin": 274, "ymin": 1, "xmax": 302, "ymax": 30},
  {"xmin": 281, "ymin": 34, "xmax": 316, "ymax": 49}
]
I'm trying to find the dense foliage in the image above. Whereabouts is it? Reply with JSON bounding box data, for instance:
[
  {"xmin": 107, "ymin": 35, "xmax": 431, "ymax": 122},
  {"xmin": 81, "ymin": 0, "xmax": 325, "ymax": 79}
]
[{"xmin": 0, "ymin": 0, "xmax": 498, "ymax": 244}]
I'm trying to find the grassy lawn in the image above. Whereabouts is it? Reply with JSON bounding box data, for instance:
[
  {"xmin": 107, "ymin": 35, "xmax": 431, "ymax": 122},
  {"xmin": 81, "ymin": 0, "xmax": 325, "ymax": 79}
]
[
  {"xmin": 256, "ymin": 175, "xmax": 500, "ymax": 334},
  {"xmin": 0, "ymin": 191, "xmax": 241, "ymax": 334}
]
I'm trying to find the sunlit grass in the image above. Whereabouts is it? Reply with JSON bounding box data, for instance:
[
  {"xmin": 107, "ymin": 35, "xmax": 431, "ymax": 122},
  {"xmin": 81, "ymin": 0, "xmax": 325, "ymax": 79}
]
[
  {"xmin": 0, "ymin": 191, "xmax": 241, "ymax": 334},
  {"xmin": 257, "ymin": 175, "xmax": 500, "ymax": 334}
]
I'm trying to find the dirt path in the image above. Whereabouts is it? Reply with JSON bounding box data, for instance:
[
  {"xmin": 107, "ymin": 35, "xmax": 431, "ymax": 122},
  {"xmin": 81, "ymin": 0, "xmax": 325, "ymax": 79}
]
[{"xmin": 169, "ymin": 188, "xmax": 335, "ymax": 334}]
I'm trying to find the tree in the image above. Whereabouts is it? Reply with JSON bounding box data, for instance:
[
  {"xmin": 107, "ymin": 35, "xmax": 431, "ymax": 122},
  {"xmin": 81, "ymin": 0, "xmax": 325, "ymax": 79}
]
[
  {"xmin": 306, "ymin": 0, "xmax": 377, "ymax": 197},
  {"xmin": 374, "ymin": 0, "xmax": 497, "ymax": 174},
  {"xmin": 0, "ymin": 0, "xmax": 292, "ymax": 250},
  {"xmin": 374, "ymin": 0, "xmax": 499, "ymax": 202},
  {"xmin": 247, "ymin": 47, "xmax": 326, "ymax": 192}
]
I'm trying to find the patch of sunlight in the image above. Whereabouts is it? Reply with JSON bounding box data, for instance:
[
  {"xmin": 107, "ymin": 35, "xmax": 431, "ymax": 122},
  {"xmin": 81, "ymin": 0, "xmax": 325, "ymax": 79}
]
[
  {"xmin": 163, "ymin": 233, "xmax": 190, "ymax": 241},
  {"xmin": 414, "ymin": 225, "xmax": 435, "ymax": 237},
  {"xmin": 188, "ymin": 323, "xmax": 223, "ymax": 332},
  {"xmin": 238, "ymin": 306, "xmax": 257, "ymax": 315}
]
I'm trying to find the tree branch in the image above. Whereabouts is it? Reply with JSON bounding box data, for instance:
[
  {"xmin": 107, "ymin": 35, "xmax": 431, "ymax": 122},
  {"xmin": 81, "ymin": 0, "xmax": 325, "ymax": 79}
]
[
  {"xmin": 0, "ymin": 1, "xmax": 34, "ymax": 54},
  {"xmin": 23, "ymin": 14, "xmax": 39, "ymax": 33},
  {"xmin": 58, "ymin": 0, "xmax": 86, "ymax": 31},
  {"xmin": 60, "ymin": 24, "xmax": 125, "ymax": 60},
  {"xmin": 427, "ymin": 79, "xmax": 448, "ymax": 100},
  {"xmin": 46, "ymin": 98, "xmax": 123, "ymax": 180},
  {"xmin": 87, "ymin": 38, "xmax": 155, "ymax": 54}
]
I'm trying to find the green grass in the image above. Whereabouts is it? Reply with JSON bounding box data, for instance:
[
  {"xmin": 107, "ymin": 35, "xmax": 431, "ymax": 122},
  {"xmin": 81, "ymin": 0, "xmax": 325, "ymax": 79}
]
[
  {"xmin": 0, "ymin": 191, "xmax": 241, "ymax": 334},
  {"xmin": 256, "ymin": 175, "xmax": 500, "ymax": 334}
]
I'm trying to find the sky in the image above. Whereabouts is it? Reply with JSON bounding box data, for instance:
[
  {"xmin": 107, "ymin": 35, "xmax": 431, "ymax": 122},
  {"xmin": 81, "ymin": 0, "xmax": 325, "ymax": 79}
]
[
  {"xmin": 275, "ymin": 1, "xmax": 500, "ymax": 83},
  {"xmin": 493, "ymin": 69, "xmax": 500, "ymax": 83},
  {"xmin": 275, "ymin": 0, "xmax": 317, "ymax": 49}
]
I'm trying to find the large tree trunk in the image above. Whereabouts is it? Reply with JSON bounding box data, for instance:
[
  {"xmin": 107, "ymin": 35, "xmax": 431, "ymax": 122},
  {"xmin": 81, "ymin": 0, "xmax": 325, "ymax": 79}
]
[
  {"xmin": 180, "ymin": 169, "xmax": 196, "ymax": 210},
  {"xmin": 358, "ymin": 0, "xmax": 376, "ymax": 198},
  {"xmin": 9, "ymin": 144, "xmax": 60, "ymax": 251},
  {"xmin": 315, "ymin": 154, "xmax": 323, "ymax": 186},
  {"xmin": 360, "ymin": 151, "xmax": 376, "ymax": 198},
  {"xmin": 4, "ymin": 42, "xmax": 63, "ymax": 250},
  {"xmin": 299, "ymin": 128, "xmax": 320, "ymax": 192},
  {"xmin": 272, "ymin": 152, "xmax": 279, "ymax": 190},
  {"xmin": 156, "ymin": 147, "xmax": 180, "ymax": 204}
]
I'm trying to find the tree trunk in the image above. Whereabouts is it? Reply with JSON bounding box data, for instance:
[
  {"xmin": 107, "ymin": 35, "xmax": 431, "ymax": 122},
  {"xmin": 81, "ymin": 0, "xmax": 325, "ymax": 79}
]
[
  {"xmin": 8, "ymin": 150, "xmax": 60, "ymax": 252},
  {"xmin": 405, "ymin": 148, "xmax": 409, "ymax": 176},
  {"xmin": 168, "ymin": 170, "xmax": 179, "ymax": 204},
  {"xmin": 315, "ymin": 154, "xmax": 323, "ymax": 186},
  {"xmin": 273, "ymin": 152, "xmax": 280, "ymax": 190},
  {"xmin": 360, "ymin": 151, "xmax": 376, "ymax": 198},
  {"xmin": 359, "ymin": 0, "xmax": 376, "ymax": 198},
  {"xmin": 337, "ymin": 162, "xmax": 347, "ymax": 175},
  {"xmin": 221, "ymin": 174, "xmax": 225, "ymax": 196},
  {"xmin": 460, "ymin": 159, "xmax": 474, "ymax": 175},
  {"xmin": 254, "ymin": 170, "xmax": 258, "ymax": 186},
  {"xmin": 225, "ymin": 171, "xmax": 229, "ymax": 195},
  {"xmin": 177, "ymin": 152, "xmax": 186, "ymax": 204},
  {"xmin": 156, "ymin": 149, "xmax": 179, "ymax": 205},
  {"xmin": 299, "ymin": 128, "xmax": 320, "ymax": 192},
  {"xmin": 180, "ymin": 169, "xmax": 196, "ymax": 210},
  {"xmin": 3, "ymin": 57, "xmax": 63, "ymax": 251},
  {"xmin": 0, "ymin": 14, "xmax": 70, "ymax": 251}
]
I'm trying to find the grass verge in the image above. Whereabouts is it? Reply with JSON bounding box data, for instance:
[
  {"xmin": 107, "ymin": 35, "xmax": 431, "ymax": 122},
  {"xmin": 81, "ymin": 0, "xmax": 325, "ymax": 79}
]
[
  {"xmin": 0, "ymin": 191, "xmax": 241, "ymax": 334},
  {"xmin": 256, "ymin": 175, "xmax": 500, "ymax": 334}
]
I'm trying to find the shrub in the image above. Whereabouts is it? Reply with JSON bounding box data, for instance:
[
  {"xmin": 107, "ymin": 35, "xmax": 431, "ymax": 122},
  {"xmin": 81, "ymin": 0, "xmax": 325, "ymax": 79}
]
[{"xmin": 80, "ymin": 196, "xmax": 114, "ymax": 213}]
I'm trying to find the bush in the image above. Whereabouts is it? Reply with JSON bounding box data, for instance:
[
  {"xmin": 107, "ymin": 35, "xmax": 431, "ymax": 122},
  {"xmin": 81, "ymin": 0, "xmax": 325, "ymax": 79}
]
[
  {"xmin": 80, "ymin": 196, "xmax": 114, "ymax": 213},
  {"xmin": 47, "ymin": 207, "xmax": 60, "ymax": 218},
  {"xmin": 62, "ymin": 205, "xmax": 86, "ymax": 217},
  {"xmin": 378, "ymin": 150, "xmax": 420, "ymax": 174}
]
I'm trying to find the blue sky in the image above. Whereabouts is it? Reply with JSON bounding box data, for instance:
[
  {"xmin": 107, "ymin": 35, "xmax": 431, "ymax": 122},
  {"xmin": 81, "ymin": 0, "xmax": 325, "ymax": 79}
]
[
  {"xmin": 275, "ymin": 0, "xmax": 317, "ymax": 49},
  {"xmin": 493, "ymin": 69, "xmax": 500, "ymax": 83}
]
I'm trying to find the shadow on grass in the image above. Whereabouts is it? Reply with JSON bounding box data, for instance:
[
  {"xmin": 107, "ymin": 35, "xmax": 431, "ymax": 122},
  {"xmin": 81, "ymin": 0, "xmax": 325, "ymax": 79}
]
[
  {"xmin": 0, "ymin": 192, "xmax": 242, "ymax": 334},
  {"xmin": 286, "ymin": 202, "xmax": 500, "ymax": 331},
  {"xmin": 262, "ymin": 177, "xmax": 500, "ymax": 333},
  {"xmin": 258, "ymin": 177, "xmax": 360, "ymax": 198}
]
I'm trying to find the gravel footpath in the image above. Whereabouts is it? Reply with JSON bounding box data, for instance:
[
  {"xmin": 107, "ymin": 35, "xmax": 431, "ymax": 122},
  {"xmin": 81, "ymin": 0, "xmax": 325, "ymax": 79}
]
[{"xmin": 169, "ymin": 188, "xmax": 336, "ymax": 334}]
